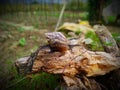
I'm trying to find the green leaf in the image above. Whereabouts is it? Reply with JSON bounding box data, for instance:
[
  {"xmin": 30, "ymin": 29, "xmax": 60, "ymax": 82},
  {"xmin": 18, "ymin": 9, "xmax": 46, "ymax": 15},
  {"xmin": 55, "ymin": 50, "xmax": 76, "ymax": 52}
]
[{"xmin": 19, "ymin": 38, "xmax": 26, "ymax": 46}]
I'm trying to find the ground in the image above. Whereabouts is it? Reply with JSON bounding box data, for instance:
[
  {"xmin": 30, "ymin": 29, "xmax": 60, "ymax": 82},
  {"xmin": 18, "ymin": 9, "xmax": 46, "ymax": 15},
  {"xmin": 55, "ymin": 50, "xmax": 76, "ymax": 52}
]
[{"xmin": 0, "ymin": 11, "xmax": 120, "ymax": 90}]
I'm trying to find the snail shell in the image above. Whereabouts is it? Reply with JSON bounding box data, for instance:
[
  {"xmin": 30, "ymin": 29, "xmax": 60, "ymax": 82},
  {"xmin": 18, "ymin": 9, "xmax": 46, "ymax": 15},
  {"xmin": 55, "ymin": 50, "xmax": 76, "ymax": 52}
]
[{"xmin": 45, "ymin": 32, "xmax": 69, "ymax": 52}]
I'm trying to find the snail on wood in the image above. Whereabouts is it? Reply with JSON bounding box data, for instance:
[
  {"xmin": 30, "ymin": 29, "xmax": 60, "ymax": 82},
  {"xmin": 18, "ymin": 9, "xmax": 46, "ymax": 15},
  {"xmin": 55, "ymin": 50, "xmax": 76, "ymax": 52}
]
[{"xmin": 45, "ymin": 32, "xmax": 69, "ymax": 53}]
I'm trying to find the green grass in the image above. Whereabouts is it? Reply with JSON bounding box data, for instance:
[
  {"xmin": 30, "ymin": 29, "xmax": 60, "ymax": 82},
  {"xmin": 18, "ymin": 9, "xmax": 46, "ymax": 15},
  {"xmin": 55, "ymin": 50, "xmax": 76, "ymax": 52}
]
[{"xmin": 5, "ymin": 72, "xmax": 60, "ymax": 90}]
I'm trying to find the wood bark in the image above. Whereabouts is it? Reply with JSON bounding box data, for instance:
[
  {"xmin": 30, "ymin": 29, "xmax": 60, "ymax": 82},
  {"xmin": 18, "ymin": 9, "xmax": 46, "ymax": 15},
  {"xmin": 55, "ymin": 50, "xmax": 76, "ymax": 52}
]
[{"xmin": 15, "ymin": 25, "xmax": 120, "ymax": 90}]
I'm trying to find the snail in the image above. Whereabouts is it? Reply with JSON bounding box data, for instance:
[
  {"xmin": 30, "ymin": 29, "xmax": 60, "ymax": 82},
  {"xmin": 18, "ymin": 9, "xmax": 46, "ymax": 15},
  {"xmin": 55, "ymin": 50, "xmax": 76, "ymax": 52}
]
[{"xmin": 45, "ymin": 32, "xmax": 69, "ymax": 53}]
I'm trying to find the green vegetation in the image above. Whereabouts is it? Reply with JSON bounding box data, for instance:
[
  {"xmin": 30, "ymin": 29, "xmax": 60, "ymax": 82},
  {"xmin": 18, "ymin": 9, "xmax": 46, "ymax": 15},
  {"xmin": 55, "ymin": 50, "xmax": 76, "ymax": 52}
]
[
  {"xmin": 18, "ymin": 38, "xmax": 26, "ymax": 46},
  {"xmin": 112, "ymin": 33, "xmax": 120, "ymax": 47},
  {"xmin": 5, "ymin": 72, "xmax": 60, "ymax": 90},
  {"xmin": 85, "ymin": 31, "xmax": 103, "ymax": 51}
]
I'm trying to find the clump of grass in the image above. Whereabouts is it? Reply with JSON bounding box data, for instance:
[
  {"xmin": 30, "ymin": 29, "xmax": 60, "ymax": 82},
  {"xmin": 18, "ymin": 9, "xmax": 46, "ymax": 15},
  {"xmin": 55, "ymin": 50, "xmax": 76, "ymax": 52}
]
[
  {"xmin": 30, "ymin": 73, "xmax": 60, "ymax": 90},
  {"xmin": 5, "ymin": 73, "xmax": 60, "ymax": 90}
]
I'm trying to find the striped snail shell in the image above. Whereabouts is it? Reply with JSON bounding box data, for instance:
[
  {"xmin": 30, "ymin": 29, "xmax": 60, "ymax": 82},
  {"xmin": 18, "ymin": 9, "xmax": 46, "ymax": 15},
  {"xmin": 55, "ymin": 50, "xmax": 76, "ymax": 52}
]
[{"xmin": 45, "ymin": 32, "xmax": 69, "ymax": 52}]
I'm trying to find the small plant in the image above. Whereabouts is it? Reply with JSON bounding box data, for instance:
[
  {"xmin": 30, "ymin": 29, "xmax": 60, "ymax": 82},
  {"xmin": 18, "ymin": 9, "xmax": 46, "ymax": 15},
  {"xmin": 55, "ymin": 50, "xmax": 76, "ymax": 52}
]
[{"xmin": 18, "ymin": 38, "xmax": 26, "ymax": 46}]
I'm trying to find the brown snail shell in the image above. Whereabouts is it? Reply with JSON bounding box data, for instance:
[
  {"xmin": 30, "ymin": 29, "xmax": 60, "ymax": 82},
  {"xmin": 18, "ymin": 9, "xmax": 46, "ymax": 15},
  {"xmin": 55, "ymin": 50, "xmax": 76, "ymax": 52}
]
[{"xmin": 45, "ymin": 32, "xmax": 69, "ymax": 52}]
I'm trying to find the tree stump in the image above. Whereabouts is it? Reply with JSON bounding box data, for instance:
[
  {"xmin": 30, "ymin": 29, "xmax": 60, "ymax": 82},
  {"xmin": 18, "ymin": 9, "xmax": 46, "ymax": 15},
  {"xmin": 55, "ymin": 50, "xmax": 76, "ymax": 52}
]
[{"xmin": 15, "ymin": 25, "xmax": 120, "ymax": 90}]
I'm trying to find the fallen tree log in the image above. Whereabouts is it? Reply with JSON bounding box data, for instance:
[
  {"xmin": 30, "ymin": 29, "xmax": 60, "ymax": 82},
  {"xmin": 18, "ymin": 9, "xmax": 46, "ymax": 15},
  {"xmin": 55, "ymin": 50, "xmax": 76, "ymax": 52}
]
[
  {"xmin": 15, "ymin": 25, "xmax": 120, "ymax": 90},
  {"xmin": 94, "ymin": 25, "xmax": 120, "ymax": 56}
]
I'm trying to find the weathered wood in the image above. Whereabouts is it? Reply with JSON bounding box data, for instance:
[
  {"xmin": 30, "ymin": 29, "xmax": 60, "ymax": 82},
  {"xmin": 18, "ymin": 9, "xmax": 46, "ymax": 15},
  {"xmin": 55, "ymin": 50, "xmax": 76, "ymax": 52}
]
[
  {"xmin": 15, "ymin": 46, "xmax": 47, "ymax": 74},
  {"xmin": 15, "ymin": 56, "xmax": 30, "ymax": 74},
  {"xmin": 62, "ymin": 76, "xmax": 101, "ymax": 90},
  {"xmin": 30, "ymin": 45, "xmax": 120, "ymax": 77},
  {"xmin": 94, "ymin": 25, "xmax": 120, "ymax": 56},
  {"xmin": 15, "ymin": 25, "xmax": 120, "ymax": 90}
]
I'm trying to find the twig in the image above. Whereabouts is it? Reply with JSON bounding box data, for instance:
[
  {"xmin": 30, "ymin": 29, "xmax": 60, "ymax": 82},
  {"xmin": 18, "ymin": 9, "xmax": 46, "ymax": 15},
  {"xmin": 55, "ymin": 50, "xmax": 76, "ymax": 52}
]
[{"xmin": 54, "ymin": 1, "xmax": 67, "ymax": 31}]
